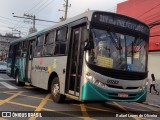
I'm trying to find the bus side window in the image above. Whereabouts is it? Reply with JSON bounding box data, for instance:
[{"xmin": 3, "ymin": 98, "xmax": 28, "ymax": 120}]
[
  {"xmin": 43, "ymin": 31, "xmax": 55, "ymax": 56},
  {"xmin": 54, "ymin": 27, "xmax": 67, "ymax": 55},
  {"xmin": 8, "ymin": 45, "xmax": 14, "ymax": 58},
  {"xmin": 35, "ymin": 35, "xmax": 44, "ymax": 57},
  {"xmin": 17, "ymin": 42, "xmax": 23, "ymax": 57},
  {"xmin": 22, "ymin": 40, "xmax": 28, "ymax": 57}
]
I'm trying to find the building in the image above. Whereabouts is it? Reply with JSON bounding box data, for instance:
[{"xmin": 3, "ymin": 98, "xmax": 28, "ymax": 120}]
[
  {"xmin": 0, "ymin": 35, "xmax": 19, "ymax": 61},
  {"xmin": 117, "ymin": 0, "xmax": 160, "ymax": 80}
]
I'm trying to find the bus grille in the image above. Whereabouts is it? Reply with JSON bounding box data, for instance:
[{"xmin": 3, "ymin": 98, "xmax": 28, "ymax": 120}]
[{"xmin": 106, "ymin": 84, "xmax": 139, "ymax": 90}]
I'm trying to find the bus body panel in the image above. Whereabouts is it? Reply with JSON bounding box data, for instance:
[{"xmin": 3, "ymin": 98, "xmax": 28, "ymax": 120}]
[
  {"xmin": 81, "ymin": 81, "xmax": 147, "ymax": 102},
  {"xmin": 31, "ymin": 56, "xmax": 67, "ymax": 92}
]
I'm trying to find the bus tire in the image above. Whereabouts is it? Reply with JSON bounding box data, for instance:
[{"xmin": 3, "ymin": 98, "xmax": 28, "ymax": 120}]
[
  {"xmin": 15, "ymin": 71, "xmax": 25, "ymax": 86},
  {"xmin": 51, "ymin": 77, "xmax": 65, "ymax": 103}
]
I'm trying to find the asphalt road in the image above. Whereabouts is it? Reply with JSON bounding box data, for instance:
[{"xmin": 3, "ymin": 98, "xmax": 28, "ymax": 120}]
[{"xmin": 0, "ymin": 73, "xmax": 160, "ymax": 120}]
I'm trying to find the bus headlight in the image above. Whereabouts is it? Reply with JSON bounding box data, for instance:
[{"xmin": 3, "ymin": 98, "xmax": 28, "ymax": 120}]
[
  {"xmin": 146, "ymin": 81, "xmax": 148, "ymax": 86},
  {"xmin": 139, "ymin": 86, "xmax": 146, "ymax": 91},
  {"xmin": 139, "ymin": 81, "xmax": 148, "ymax": 91},
  {"xmin": 86, "ymin": 76, "xmax": 107, "ymax": 89}
]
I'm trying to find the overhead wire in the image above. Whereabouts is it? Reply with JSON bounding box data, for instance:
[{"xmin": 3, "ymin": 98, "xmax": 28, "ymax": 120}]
[
  {"xmin": 26, "ymin": 0, "xmax": 44, "ymax": 14},
  {"xmin": 143, "ymin": 12, "xmax": 160, "ymax": 23},
  {"xmin": 0, "ymin": 15, "xmax": 28, "ymax": 34},
  {"xmin": 13, "ymin": 0, "xmax": 42, "ymax": 31},
  {"xmin": 137, "ymin": 3, "xmax": 160, "ymax": 18},
  {"xmin": 34, "ymin": 0, "xmax": 55, "ymax": 15},
  {"xmin": 1, "ymin": 0, "xmax": 56, "ymax": 36},
  {"xmin": 12, "ymin": 0, "xmax": 48, "ymax": 34},
  {"xmin": 14, "ymin": 0, "xmax": 55, "ymax": 35},
  {"xmin": 31, "ymin": 0, "xmax": 52, "ymax": 15}
]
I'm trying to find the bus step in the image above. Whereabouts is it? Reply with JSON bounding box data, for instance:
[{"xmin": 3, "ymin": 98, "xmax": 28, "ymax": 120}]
[
  {"xmin": 65, "ymin": 94, "xmax": 79, "ymax": 100},
  {"xmin": 25, "ymin": 82, "xmax": 31, "ymax": 86}
]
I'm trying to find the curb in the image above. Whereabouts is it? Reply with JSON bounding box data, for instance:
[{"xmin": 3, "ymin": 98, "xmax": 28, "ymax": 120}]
[{"xmin": 143, "ymin": 102, "xmax": 160, "ymax": 108}]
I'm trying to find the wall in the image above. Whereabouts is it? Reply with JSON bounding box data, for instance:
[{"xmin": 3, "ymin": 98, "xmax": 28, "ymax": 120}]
[{"xmin": 117, "ymin": 0, "xmax": 160, "ymax": 51}]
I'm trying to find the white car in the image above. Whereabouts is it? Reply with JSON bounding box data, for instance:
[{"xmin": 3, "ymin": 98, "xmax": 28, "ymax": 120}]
[{"xmin": 0, "ymin": 61, "xmax": 7, "ymax": 73}]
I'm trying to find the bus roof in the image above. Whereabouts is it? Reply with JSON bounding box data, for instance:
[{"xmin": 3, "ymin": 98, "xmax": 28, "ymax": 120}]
[
  {"xmin": 10, "ymin": 10, "xmax": 94, "ymax": 44},
  {"xmin": 10, "ymin": 10, "xmax": 149, "ymax": 44}
]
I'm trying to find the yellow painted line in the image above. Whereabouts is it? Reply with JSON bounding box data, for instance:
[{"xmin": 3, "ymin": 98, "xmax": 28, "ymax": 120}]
[
  {"xmin": 8, "ymin": 101, "xmax": 37, "ymax": 109},
  {"xmin": 73, "ymin": 103, "xmax": 124, "ymax": 114},
  {"xmin": 111, "ymin": 103, "xmax": 150, "ymax": 112},
  {"xmin": 113, "ymin": 102, "xmax": 141, "ymax": 120},
  {"xmin": 80, "ymin": 104, "xmax": 89, "ymax": 117},
  {"xmin": 0, "ymin": 91, "xmax": 44, "ymax": 100},
  {"xmin": 43, "ymin": 107, "xmax": 86, "ymax": 118},
  {"xmin": 28, "ymin": 94, "xmax": 51, "ymax": 120},
  {"xmin": 113, "ymin": 102, "xmax": 129, "ymax": 112},
  {"xmin": 80, "ymin": 104, "xmax": 96, "ymax": 120},
  {"xmin": 19, "ymin": 94, "xmax": 43, "ymax": 100},
  {"xmin": 48, "ymin": 98, "xmax": 53, "ymax": 101},
  {"xmin": 34, "ymin": 94, "xmax": 51, "ymax": 111},
  {"xmin": 0, "ymin": 117, "xmax": 7, "ymax": 120},
  {"xmin": 0, "ymin": 91, "xmax": 25, "ymax": 93},
  {"xmin": 0, "ymin": 91, "xmax": 22, "ymax": 105},
  {"xmin": 7, "ymin": 100, "xmax": 94, "ymax": 119}
]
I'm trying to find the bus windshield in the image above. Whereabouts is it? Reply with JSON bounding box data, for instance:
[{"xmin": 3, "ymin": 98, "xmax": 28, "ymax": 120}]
[{"xmin": 86, "ymin": 28, "xmax": 147, "ymax": 72}]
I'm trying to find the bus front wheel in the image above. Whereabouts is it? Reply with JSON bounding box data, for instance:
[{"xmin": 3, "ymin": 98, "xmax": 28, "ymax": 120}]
[{"xmin": 51, "ymin": 77, "xmax": 65, "ymax": 103}]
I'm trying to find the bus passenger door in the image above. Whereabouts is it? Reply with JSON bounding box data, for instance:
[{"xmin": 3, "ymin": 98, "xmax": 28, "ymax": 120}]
[
  {"xmin": 25, "ymin": 40, "xmax": 35, "ymax": 82},
  {"xmin": 11, "ymin": 44, "xmax": 18, "ymax": 77},
  {"xmin": 66, "ymin": 26, "xmax": 84, "ymax": 96}
]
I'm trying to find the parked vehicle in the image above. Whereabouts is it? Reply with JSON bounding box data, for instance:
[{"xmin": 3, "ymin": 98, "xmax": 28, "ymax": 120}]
[{"xmin": 0, "ymin": 61, "xmax": 7, "ymax": 73}]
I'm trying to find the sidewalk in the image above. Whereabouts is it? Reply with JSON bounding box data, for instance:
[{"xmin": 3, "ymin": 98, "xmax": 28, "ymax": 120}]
[{"xmin": 144, "ymin": 83, "xmax": 160, "ymax": 108}]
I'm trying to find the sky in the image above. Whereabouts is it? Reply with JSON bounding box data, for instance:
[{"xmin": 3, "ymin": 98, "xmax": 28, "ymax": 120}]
[{"xmin": 0, "ymin": 0, "xmax": 126, "ymax": 36}]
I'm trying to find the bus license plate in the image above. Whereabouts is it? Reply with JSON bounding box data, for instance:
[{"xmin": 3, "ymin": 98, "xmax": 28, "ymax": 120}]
[{"xmin": 118, "ymin": 93, "xmax": 128, "ymax": 98}]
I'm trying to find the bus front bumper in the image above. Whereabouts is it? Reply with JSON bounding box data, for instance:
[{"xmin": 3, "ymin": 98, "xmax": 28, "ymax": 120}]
[{"xmin": 81, "ymin": 82, "xmax": 147, "ymax": 102}]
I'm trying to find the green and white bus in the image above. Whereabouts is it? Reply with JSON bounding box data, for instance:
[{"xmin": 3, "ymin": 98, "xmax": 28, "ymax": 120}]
[{"xmin": 7, "ymin": 11, "xmax": 150, "ymax": 103}]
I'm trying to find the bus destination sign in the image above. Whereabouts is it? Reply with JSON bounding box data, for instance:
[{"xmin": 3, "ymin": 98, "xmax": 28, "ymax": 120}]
[{"xmin": 92, "ymin": 13, "xmax": 149, "ymax": 35}]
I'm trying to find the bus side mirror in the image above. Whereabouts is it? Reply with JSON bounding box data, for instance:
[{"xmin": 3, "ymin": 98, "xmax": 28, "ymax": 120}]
[{"xmin": 84, "ymin": 40, "xmax": 94, "ymax": 51}]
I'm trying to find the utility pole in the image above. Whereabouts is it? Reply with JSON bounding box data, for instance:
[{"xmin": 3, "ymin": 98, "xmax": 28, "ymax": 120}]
[
  {"xmin": 24, "ymin": 13, "xmax": 36, "ymax": 33},
  {"xmin": 64, "ymin": 0, "xmax": 69, "ymax": 20},
  {"xmin": 12, "ymin": 13, "xmax": 58, "ymax": 33},
  {"xmin": 59, "ymin": 0, "xmax": 71, "ymax": 21}
]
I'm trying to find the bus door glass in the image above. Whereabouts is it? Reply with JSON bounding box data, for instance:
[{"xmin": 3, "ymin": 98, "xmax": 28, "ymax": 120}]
[
  {"xmin": 66, "ymin": 26, "xmax": 85, "ymax": 96},
  {"xmin": 26, "ymin": 39, "xmax": 35, "ymax": 82}
]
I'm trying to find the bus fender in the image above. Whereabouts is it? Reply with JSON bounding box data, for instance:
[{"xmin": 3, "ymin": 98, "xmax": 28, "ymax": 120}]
[{"xmin": 47, "ymin": 72, "xmax": 58, "ymax": 91}]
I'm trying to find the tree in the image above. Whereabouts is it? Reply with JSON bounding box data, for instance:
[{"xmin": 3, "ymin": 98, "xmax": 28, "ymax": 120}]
[{"xmin": 5, "ymin": 33, "xmax": 13, "ymax": 37}]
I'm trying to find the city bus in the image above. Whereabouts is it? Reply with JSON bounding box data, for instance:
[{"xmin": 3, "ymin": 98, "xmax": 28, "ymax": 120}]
[{"xmin": 7, "ymin": 11, "xmax": 150, "ymax": 103}]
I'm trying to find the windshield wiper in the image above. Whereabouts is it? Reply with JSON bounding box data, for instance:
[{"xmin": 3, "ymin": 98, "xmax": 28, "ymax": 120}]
[
  {"xmin": 133, "ymin": 38, "xmax": 143, "ymax": 53},
  {"xmin": 107, "ymin": 31, "xmax": 122, "ymax": 50}
]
